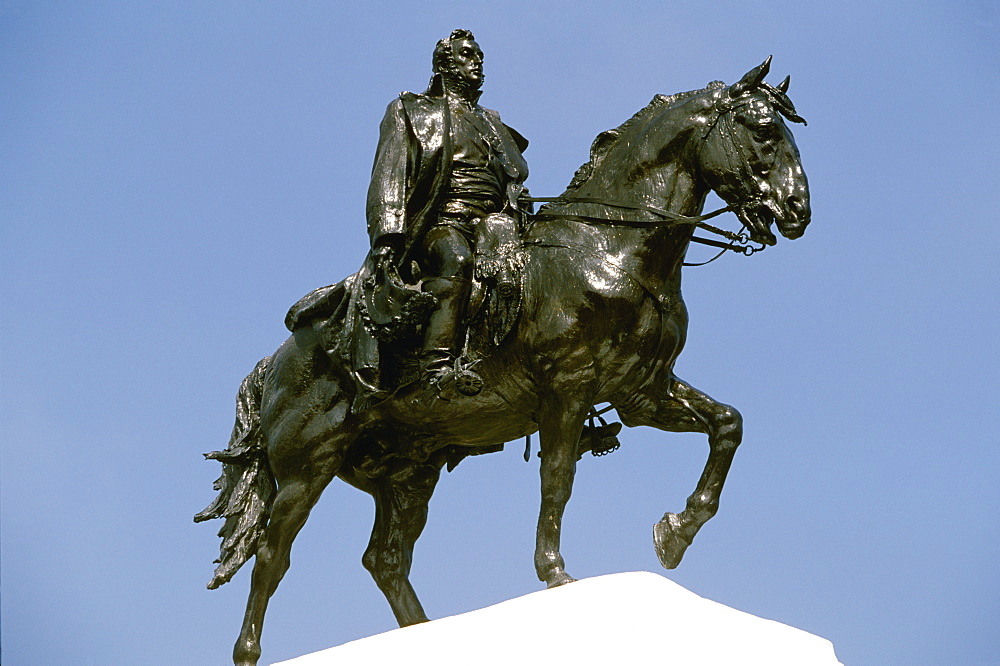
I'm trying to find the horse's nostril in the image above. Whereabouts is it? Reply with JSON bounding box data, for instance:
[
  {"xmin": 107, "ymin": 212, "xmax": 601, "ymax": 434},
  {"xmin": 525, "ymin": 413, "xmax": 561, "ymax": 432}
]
[{"xmin": 787, "ymin": 195, "xmax": 804, "ymax": 215}]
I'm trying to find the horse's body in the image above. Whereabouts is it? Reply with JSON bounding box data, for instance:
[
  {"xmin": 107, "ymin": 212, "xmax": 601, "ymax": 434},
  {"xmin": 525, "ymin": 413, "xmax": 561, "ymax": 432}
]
[{"xmin": 198, "ymin": 58, "xmax": 810, "ymax": 665}]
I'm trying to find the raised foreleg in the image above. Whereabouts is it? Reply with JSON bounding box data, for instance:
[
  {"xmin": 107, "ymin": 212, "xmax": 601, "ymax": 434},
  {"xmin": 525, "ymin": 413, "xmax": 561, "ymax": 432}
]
[{"xmin": 621, "ymin": 375, "xmax": 743, "ymax": 569}]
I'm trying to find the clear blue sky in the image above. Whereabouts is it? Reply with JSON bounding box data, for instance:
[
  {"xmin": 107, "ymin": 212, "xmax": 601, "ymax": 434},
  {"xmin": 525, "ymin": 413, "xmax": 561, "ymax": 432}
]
[{"xmin": 2, "ymin": 2, "xmax": 997, "ymax": 664}]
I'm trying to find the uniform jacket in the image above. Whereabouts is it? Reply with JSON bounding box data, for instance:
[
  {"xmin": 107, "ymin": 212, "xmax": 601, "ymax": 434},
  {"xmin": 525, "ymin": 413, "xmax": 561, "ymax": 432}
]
[{"xmin": 365, "ymin": 74, "xmax": 529, "ymax": 266}]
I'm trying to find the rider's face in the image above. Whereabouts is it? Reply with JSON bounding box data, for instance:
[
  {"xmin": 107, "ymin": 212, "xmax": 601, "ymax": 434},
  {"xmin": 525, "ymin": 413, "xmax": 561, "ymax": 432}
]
[{"xmin": 450, "ymin": 38, "xmax": 484, "ymax": 88}]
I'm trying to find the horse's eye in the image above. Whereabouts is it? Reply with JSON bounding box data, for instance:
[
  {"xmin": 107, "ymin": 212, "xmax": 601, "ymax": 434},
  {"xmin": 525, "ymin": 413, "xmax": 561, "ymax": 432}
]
[{"xmin": 751, "ymin": 118, "xmax": 779, "ymax": 138}]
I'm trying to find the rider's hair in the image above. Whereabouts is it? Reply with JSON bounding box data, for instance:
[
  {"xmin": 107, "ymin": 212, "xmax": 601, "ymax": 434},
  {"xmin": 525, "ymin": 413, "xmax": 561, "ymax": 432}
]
[{"xmin": 433, "ymin": 29, "xmax": 476, "ymax": 75}]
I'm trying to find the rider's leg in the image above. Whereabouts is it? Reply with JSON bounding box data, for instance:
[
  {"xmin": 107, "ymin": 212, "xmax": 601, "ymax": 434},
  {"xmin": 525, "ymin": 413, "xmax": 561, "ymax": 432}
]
[
  {"xmin": 420, "ymin": 225, "xmax": 474, "ymax": 371},
  {"xmin": 420, "ymin": 277, "xmax": 471, "ymax": 367}
]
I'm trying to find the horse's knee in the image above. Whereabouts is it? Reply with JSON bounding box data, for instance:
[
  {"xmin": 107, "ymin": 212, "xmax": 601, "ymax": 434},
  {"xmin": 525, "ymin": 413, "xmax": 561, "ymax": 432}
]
[
  {"xmin": 712, "ymin": 404, "xmax": 742, "ymax": 444},
  {"xmin": 718, "ymin": 404, "xmax": 742, "ymax": 430}
]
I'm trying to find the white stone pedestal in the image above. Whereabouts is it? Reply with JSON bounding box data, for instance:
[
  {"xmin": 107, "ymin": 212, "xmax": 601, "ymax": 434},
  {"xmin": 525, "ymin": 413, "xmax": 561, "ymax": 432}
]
[{"xmin": 274, "ymin": 571, "xmax": 842, "ymax": 665}]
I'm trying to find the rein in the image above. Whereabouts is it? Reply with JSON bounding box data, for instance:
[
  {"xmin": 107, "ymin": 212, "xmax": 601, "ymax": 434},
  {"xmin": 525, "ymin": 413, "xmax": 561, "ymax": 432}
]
[
  {"xmin": 523, "ymin": 195, "xmax": 766, "ymax": 265},
  {"xmin": 524, "ymin": 195, "xmax": 730, "ymax": 226},
  {"xmin": 519, "ymin": 86, "xmax": 792, "ymax": 265}
]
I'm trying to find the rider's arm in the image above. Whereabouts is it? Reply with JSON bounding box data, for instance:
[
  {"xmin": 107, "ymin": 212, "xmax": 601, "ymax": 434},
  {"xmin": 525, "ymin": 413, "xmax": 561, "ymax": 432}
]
[{"xmin": 366, "ymin": 98, "xmax": 409, "ymax": 252}]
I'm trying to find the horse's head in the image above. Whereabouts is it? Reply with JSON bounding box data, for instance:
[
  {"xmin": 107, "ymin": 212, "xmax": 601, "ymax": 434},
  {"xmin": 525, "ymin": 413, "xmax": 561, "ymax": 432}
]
[{"xmin": 698, "ymin": 57, "xmax": 810, "ymax": 246}]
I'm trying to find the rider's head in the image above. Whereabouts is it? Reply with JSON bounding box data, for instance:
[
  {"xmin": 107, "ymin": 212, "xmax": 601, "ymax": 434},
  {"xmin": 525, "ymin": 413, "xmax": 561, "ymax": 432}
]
[{"xmin": 433, "ymin": 29, "xmax": 484, "ymax": 93}]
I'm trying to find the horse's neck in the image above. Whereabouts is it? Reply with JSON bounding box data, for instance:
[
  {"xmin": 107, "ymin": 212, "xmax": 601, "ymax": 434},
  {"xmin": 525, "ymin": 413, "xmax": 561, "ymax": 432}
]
[{"xmin": 572, "ymin": 161, "xmax": 707, "ymax": 292}]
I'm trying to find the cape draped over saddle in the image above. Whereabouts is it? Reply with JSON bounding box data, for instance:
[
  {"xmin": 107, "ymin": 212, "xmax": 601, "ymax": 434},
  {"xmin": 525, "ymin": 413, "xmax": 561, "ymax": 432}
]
[{"xmin": 284, "ymin": 210, "xmax": 526, "ymax": 408}]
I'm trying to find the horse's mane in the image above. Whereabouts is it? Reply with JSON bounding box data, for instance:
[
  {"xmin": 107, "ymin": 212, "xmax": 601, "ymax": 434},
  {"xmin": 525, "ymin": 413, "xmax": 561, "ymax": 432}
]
[{"xmin": 564, "ymin": 80, "xmax": 727, "ymax": 193}]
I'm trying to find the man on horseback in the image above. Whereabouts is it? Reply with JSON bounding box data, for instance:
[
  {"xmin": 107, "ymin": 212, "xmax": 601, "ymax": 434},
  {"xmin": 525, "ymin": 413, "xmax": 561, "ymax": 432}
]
[
  {"xmin": 366, "ymin": 28, "xmax": 531, "ymax": 389},
  {"xmin": 205, "ymin": 53, "xmax": 813, "ymax": 665}
]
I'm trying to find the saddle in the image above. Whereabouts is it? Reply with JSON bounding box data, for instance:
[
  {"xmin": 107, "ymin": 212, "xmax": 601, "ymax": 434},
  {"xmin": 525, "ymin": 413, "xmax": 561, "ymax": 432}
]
[{"xmin": 284, "ymin": 212, "xmax": 526, "ymax": 399}]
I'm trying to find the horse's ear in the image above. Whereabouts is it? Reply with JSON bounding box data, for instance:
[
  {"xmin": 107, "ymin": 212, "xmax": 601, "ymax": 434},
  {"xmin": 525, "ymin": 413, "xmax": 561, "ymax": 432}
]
[
  {"xmin": 777, "ymin": 75, "xmax": 790, "ymax": 93},
  {"xmin": 731, "ymin": 55, "xmax": 772, "ymax": 96}
]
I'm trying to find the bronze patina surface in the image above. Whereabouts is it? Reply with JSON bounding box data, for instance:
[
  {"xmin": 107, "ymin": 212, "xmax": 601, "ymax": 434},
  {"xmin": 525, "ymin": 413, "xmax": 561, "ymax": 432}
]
[{"xmin": 196, "ymin": 30, "xmax": 810, "ymax": 666}]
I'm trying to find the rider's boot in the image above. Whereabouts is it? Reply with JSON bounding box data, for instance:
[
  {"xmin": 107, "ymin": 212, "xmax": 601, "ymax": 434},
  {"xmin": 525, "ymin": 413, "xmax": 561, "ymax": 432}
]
[{"xmin": 420, "ymin": 277, "xmax": 483, "ymax": 396}]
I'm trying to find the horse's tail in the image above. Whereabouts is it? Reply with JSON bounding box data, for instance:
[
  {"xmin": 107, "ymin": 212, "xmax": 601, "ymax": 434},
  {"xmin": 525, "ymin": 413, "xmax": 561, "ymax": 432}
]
[{"xmin": 194, "ymin": 355, "xmax": 275, "ymax": 590}]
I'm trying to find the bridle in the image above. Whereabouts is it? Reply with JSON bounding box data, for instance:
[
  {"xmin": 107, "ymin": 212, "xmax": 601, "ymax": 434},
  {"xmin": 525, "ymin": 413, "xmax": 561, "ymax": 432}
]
[
  {"xmin": 524, "ymin": 88, "xmax": 784, "ymax": 266},
  {"xmin": 525, "ymin": 195, "xmax": 764, "ymax": 265}
]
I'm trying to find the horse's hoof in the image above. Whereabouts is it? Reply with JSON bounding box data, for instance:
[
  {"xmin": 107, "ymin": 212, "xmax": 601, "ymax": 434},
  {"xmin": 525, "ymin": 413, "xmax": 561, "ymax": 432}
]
[
  {"xmin": 653, "ymin": 513, "xmax": 690, "ymax": 569},
  {"xmin": 545, "ymin": 570, "xmax": 577, "ymax": 589}
]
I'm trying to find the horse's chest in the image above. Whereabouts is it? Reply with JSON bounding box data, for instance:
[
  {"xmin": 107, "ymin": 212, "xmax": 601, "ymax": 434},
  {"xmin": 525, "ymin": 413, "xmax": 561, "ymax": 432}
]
[{"xmin": 529, "ymin": 291, "xmax": 668, "ymax": 371}]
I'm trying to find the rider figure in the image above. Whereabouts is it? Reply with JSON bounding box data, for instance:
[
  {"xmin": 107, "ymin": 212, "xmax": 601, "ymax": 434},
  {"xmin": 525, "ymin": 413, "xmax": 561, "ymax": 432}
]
[{"xmin": 366, "ymin": 29, "xmax": 530, "ymax": 387}]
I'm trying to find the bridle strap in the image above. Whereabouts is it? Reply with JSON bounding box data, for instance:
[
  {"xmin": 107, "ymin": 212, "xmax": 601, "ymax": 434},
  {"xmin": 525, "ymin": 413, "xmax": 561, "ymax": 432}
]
[
  {"xmin": 524, "ymin": 196, "xmax": 731, "ymax": 226},
  {"xmin": 524, "ymin": 197, "xmax": 763, "ymax": 259},
  {"xmin": 521, "ymin": 91, "xmax": 774, "ymax": 263}
]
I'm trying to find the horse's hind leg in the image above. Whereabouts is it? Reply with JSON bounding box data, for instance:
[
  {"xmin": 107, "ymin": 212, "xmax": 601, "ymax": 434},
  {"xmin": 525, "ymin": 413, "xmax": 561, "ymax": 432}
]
[
  {"xmin": 348, "ymin": 459, "xmax": 441, "ymax": 627},
  {"xmin": 233, "ymin": 449, "xmax": 344, "ymax": 666},
  {"xmin": 622, "ymin": 375, "xmax": 743, "ymax": 569}
]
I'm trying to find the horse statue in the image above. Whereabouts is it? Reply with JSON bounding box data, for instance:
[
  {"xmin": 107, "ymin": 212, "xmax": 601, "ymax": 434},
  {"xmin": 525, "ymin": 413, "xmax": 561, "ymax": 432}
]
[{"xmin": 197, "ymin": 57, "xmax": 810, "ymax": 666}]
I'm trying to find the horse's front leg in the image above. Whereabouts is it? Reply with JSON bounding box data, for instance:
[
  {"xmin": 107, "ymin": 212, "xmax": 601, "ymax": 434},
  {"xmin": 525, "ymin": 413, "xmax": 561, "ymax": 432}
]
[
  {"xmin": 534, "ymin": 395, "xmax": 591, "ymax": 588},
  {"xmin": 621, "ymin": 375, "xmax": 743, "ymax": 569}
]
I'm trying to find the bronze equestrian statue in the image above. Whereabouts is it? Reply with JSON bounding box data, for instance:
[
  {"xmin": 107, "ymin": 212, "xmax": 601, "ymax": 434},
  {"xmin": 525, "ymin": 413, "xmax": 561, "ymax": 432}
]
[{"xmin": 196, "ymin": 29, "xmax": 811, "ymax": 665}]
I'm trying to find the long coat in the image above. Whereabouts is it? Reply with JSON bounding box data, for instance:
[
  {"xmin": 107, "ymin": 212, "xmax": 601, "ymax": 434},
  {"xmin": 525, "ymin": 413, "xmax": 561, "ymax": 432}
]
[{"xmin": 365, "ymin": 74, "xmax": 529, "ymax": 270}]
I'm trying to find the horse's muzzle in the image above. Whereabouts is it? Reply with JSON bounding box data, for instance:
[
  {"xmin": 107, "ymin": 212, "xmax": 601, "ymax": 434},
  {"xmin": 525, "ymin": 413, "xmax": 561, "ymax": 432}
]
[{"xmin": 777, "ymin": 194, "xmax": 810, "ymax": 240}]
